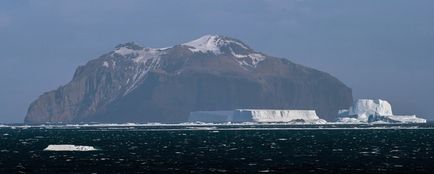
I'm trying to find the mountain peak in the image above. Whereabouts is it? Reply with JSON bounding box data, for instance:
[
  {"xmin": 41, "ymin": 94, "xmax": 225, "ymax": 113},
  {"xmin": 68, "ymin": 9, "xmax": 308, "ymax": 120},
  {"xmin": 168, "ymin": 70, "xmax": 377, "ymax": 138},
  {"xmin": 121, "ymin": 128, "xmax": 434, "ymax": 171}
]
[
  {"xmin": 115, "ymin": 42, "xmax": 143, "ymax": 50},
  {"xmin": 110, "ymin": 35, "xmax": 266, "ymax": 68},
  {"xmin": 181, "ymin": 34, "xmax": 251, "ymax": 54}
]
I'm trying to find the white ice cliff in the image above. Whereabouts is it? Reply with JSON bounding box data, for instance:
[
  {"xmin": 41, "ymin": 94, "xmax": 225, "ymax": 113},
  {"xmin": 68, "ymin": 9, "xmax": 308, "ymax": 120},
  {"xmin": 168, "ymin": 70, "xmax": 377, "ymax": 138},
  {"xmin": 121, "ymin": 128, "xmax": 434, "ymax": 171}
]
[
  {"xmin": 44, "ymin": 145, "xmax": 98, "ymax": 151},
  {"xmin": 189, "ymin": 109, "xmax": 327, "ymax": 123},
  {"xmin": 338, "ymin": 99, "xmax": 426, "ymax": 123}
]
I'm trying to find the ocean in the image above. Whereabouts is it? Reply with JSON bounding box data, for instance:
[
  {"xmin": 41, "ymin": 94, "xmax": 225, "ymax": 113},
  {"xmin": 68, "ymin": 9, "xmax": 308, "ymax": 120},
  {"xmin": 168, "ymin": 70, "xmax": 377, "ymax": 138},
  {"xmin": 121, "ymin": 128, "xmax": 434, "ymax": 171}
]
[{"xmin": 1, "ymin": 123, "xmax": 434, "ymax": 173}]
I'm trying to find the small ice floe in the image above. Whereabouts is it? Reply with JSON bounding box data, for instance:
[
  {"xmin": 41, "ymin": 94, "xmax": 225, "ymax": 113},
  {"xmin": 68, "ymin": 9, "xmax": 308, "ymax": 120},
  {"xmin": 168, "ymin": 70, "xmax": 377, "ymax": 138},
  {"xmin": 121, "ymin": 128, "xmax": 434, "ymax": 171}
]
[{"xmin": 43, "ymin": 145, "xmax": 99, "ymax": 151}]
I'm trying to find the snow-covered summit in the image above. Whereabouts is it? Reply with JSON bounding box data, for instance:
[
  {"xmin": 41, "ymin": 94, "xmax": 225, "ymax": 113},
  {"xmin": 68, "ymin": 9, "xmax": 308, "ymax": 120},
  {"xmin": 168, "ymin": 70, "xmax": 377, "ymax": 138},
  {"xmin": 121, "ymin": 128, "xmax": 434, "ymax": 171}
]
[
  {"xmin": 109, "ymin": 35, "xmax": 266, "ymax": 68},
  {"xmin": 181, "ymin": 35, "xmax": 250, "ymax": 54},
  {"xmin": 100, "ymin": 35, "xmax": 268, "ymax": 96},
  {"xmin": 114, "ymin": 35, "xmax": 254, "ymax": 56},
  {"xmin": 182, "ymin": 35, "xmax": 266, "ymax": 67}
]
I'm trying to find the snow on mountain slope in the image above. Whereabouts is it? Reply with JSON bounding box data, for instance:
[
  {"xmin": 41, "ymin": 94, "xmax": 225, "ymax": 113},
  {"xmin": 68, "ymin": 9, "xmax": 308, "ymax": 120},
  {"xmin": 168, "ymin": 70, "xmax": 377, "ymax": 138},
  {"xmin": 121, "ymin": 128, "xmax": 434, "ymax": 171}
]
[
  {"xmin": 182, "ymin": 35, "xmax": 224, "ymax": 54},
  {"xmin": 182, "ymin": 34, "xmax": 248, "ymax": 54},
  {"xmin": 113, "ymin": 46, "xmax": 164, "ymax": 64},
  {"xmin": 182, "ymin": 35, "xmax": 266, "ymax": 67},
  {"xmin": 101, "ymin": 35, "xmax": 268, "ymax": 95},
  {"xmin": 105, "ymin": 35, "xmax": 267, "ymax": 74},
  {"xmin": 110, "ymin": 44, "xmax": 165, "ymax": 94}
]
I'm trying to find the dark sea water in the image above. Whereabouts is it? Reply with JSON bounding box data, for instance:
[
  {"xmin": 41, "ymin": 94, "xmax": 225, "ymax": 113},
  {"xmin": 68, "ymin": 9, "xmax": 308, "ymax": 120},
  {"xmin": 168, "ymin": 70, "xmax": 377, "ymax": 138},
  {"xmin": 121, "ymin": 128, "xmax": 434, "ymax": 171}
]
[{"xmin": 1, "ymin": 123, "xmax": 434, "ymax": 173}]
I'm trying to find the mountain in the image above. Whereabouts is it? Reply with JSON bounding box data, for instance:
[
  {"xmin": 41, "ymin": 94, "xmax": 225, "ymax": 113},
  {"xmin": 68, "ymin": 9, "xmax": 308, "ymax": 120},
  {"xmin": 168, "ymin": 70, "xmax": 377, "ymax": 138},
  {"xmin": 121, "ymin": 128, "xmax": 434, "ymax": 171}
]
[{"xmin": 25, "ymin": 35, "xmax": 353, "ymax": 123}]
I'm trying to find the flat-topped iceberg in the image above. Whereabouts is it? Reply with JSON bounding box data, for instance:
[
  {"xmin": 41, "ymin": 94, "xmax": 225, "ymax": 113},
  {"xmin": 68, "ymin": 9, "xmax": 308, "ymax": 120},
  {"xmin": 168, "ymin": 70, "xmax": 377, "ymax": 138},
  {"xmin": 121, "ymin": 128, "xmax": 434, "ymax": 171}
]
[
  {"xmin": 189, "ymin": 109, "xmax": 327, "ymax": 123},
  {"xmin": 236, "ymin": 109, "xmax": 326, "ymax": 123},
  {"xmin": 338, "ymin": 99, "xmax": 426, "ymax": 124},
  {"xmin": 44, "ymin": 145, "xmax": 98, "ymax": 151}
]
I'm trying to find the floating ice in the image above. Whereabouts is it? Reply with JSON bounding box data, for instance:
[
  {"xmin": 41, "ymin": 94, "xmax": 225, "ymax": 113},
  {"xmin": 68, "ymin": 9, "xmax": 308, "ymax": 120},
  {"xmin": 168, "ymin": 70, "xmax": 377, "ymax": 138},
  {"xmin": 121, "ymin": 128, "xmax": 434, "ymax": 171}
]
[
  {"xmin": 189, "ymin": 109, "xmax": 327, "ymax": 123},
  {"xmin": 338, "ymin": 99, "xmax": 426, "ymax": 124},
  {"xmin": 43, "ymin": 145, "xmax": 98, "ymax": 151},
  {"xmin": 350, "ymin": 99, "xmax": 393, "ymax": 117},
  {"xmin": 243, "ymin": 109, "xmax": 325, "ymax": 123}
]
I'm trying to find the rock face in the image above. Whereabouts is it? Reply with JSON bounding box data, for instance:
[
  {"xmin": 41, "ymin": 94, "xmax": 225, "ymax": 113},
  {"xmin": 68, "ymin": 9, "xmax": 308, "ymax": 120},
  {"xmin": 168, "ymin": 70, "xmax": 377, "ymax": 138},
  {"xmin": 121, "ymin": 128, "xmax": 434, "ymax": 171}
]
[{"xmin": 25, "ymin": 35, "xmax": 353, "ymax": 123}]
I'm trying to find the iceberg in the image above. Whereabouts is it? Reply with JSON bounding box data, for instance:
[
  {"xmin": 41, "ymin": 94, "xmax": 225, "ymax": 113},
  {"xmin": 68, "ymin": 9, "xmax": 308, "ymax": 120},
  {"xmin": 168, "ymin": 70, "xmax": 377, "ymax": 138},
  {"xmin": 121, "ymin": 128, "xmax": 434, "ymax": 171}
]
[
  {"xmin": 236, "ymin": 109, "xmax": 326, "ymax": 123},
  {"xmin": 189, "ymin": 109, "xmax": 327, "ymax": 123},
  {"xmin": 338, "ymin": 99, "xmax": 426, "ymax": 124},
  {"xmin": 368, "ymin": 115, "xmax": 426, "ymax": 123},
  {"xmin": 43, "ymin": 145, "xmax": 99, "ymax": 151}
]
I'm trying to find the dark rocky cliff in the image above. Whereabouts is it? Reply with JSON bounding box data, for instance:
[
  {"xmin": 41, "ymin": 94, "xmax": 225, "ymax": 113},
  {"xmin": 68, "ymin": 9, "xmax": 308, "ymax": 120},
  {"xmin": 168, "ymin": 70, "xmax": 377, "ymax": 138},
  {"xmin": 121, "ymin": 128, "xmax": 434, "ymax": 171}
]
[{"xmin": 25, "ymin": 35, "xmax": 353, "ymax": 123}]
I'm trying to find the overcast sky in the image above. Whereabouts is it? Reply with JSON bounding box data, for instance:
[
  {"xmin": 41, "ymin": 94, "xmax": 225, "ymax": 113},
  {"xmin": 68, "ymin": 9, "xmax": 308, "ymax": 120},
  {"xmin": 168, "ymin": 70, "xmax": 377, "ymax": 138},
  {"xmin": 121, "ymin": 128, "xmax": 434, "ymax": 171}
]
[{"xmin": 1, "ymin": 0, "xmax": 433, "ymax": 123}]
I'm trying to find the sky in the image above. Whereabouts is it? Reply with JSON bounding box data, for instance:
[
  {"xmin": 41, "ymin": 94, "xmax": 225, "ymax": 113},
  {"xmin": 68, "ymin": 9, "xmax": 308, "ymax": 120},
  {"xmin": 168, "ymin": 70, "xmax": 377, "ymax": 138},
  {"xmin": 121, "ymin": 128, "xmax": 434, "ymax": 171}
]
[{"xmin": 0, "ymin": 0, "xmax": 433, "ymax": 123}]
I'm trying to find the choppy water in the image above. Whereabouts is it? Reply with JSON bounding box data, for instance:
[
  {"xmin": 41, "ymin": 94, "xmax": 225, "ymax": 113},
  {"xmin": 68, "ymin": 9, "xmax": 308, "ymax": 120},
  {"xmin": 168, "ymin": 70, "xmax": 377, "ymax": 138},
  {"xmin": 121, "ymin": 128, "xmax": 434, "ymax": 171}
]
[{"xmin": 1, "ymin": 123, "xmax": 434, "ymax": 173}]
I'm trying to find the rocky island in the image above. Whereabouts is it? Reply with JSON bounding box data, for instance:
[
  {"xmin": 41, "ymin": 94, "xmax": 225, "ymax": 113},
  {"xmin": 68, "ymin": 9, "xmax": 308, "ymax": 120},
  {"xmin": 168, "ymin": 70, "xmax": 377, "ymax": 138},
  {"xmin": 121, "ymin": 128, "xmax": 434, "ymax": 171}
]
[{"xmin": 25, "ymin": 35, "xmax": 353, "ymax": 123}]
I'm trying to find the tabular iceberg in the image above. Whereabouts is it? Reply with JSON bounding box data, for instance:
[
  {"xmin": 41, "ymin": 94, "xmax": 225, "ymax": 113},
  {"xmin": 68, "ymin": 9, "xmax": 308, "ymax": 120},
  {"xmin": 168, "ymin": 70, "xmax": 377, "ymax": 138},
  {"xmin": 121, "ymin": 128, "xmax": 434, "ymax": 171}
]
[
  {"xmin": 44, "ymin": 145, "xmax": 99, "ymax": 151},
  {"xmin": 189, "ymin": 109, "xmax": 327, "ymax": 123},
  {"xmin": 338, "ymin": 99, "xmax": 426, "ymax": 124}
]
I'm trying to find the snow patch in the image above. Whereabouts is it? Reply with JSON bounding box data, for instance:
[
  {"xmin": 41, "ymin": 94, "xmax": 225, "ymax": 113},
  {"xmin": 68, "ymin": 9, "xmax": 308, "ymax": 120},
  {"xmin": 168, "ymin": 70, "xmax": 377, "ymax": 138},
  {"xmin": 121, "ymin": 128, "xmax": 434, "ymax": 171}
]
[
  {"xmin": 44, "ymin": 145, "xmax": 98, "ymax": 151},
  {"xmin": 182, "ymin": 35, "xmax": 251, "ymax": 54},
  {"xmin": 230, "ymin": 48, "xmax": 266, "ymax": 67},
  {"xmin": 114, "ymin": 47, "xmax": 163, "ymax": 64},
  {"xmin": 113, "ymin": 46, "xmax": 165, "ymax": 94},
  {"xmin": 102, "ymin": 61, "xmax": 109, "ymax": 68},
  {"xmin": 182, "ymin": 35, "xmax": 223, "ymax": 54},
  {"xmin": 182, "ymin": 35, "xmax": 266, "ymax": 67}
]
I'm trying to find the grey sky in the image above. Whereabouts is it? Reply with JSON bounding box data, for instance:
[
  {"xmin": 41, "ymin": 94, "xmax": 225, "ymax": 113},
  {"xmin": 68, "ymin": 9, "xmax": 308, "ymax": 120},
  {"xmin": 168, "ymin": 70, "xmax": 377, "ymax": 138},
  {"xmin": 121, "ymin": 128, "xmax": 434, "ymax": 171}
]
[{"xmin": 1, "ymin": 0, "xmax": 433, "ymax": 123}]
